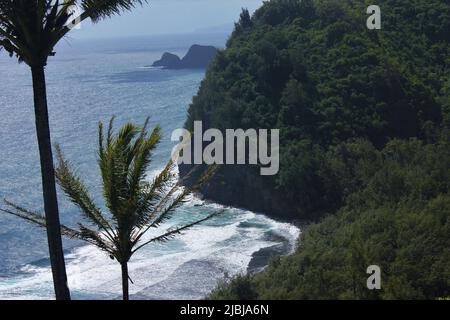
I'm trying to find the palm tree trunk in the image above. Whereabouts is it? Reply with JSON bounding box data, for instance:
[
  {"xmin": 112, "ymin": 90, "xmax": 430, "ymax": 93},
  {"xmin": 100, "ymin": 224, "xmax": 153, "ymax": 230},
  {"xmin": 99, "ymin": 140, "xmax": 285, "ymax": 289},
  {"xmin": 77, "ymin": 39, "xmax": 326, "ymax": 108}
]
[
  {"xmin": 31, "ymin": 65, "xmax": 71, "ymax": 301},
  {"xmin": 121, "ymin": 262, "xmax": 130, "ymax": 300}
]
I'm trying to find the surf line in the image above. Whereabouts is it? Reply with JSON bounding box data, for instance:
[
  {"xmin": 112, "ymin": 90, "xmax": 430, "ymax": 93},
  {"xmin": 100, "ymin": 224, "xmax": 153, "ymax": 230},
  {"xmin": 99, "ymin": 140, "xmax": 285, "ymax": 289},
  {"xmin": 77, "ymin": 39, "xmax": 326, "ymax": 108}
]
[{"xmin": 180, "ymin": 304, "xmax": 215, "ymax": 318}]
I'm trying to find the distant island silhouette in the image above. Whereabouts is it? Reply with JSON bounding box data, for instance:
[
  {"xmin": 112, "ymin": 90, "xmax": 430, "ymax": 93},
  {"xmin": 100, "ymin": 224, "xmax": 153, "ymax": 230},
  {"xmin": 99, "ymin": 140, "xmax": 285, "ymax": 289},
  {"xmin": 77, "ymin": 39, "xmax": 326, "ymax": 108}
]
[{"xmin": 152, "ymin": 44, "xmax": 218, "ymax": 69}]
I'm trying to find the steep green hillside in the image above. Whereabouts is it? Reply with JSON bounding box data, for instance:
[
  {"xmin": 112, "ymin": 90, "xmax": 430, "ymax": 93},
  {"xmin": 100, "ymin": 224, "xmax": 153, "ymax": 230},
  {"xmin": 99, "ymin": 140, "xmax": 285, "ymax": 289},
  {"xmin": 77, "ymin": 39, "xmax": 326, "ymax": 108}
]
[
  {"xmin": 184, "ymin": 0, "xmax": 450, "ymax": 220},
  {"xmin": 182, "ymin": 0, "xmax": 450, "ymax": 299}
]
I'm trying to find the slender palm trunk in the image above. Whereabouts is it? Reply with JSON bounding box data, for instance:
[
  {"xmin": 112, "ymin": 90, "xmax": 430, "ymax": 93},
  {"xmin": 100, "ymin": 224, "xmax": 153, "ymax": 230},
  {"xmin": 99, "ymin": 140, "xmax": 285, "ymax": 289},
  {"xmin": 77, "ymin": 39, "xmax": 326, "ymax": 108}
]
[
  {"xmin": 31, "ymin": 65, "xmax": 71, "ymax": 300},
  {"xmin": 121, "ymin": 262, "xmax": 130, "ymax": 300}
]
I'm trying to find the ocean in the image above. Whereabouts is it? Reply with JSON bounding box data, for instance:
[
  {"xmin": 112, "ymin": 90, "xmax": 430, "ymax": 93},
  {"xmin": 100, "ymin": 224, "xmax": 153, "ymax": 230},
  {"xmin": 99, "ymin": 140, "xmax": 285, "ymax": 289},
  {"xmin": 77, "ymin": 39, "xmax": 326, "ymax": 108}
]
[{"xmin": 0, "ymin": 33, "xmax": 299, "ymax": 300}]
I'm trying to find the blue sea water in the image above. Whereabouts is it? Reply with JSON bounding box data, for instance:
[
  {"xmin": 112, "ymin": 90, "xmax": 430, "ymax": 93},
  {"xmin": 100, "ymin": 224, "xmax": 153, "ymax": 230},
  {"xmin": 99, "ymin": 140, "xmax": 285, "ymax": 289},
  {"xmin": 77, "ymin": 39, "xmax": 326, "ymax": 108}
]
[{"xmin": 0, "ymin": 33, "xmax": 299, "ymax": 300}]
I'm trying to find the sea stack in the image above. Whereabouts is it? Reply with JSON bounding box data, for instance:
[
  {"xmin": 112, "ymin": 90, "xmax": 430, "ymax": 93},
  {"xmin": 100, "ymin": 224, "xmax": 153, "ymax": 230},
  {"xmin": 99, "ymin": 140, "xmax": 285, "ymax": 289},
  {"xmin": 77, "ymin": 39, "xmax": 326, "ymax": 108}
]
[
  {"xmin": 152, "ymin": 52, "xmax": 181, "ymax": 68},
  {"xmin": 152, "ymin": 45, "xmax": 218, "ymax": 69}
]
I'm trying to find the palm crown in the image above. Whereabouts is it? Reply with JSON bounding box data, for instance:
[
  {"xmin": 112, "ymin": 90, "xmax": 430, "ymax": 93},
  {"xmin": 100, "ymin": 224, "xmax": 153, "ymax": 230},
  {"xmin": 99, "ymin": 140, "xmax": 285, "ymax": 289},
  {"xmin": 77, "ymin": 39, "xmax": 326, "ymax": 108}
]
[
  {"xmin": 0, "ymin": 0, "xmax": 147, "ymax": 65},
  {"xmin": 2, "ymin": 118, "xmax": 220, "ymax": 299}
]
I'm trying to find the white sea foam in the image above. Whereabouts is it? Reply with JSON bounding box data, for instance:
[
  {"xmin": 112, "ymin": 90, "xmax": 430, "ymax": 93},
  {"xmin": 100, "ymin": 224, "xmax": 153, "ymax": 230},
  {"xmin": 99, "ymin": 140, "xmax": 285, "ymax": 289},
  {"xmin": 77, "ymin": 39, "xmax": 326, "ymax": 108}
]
[
  {"xmin": 0, "ymin": 166, "xmax": 300, "ymax": 300},
  {"xmin": 0, "ymin": 202, "xmax": 300, "ymax": 300}
]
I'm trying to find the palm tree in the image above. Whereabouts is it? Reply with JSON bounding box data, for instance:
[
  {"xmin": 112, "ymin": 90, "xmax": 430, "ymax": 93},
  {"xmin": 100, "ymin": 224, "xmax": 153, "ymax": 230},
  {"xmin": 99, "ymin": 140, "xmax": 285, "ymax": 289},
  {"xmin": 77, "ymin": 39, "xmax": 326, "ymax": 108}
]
[
  {"xmin": 2, "ymin": 118, "xmax": 220, "ymax": 300},
  {"xmin": 0, "ymin": 0, "xmax": 148, "ymax": 300}
]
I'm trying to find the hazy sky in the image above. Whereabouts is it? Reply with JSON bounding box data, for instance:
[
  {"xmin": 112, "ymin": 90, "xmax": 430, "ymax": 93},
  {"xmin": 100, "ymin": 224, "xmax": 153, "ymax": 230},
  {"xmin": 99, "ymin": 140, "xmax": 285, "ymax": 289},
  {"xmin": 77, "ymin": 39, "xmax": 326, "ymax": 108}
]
[{"xmin": 71, "ymin": 0, "xmax": 264, "ymax": 39}]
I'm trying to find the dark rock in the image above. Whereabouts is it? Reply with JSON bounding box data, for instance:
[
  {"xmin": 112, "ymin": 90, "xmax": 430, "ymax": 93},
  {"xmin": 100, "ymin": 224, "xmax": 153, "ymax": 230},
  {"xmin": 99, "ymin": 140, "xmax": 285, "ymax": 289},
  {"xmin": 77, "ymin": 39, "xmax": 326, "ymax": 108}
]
[
  {"xmin": 152, "ymin": 52, "xmax": 181, "ymax": 68},
  {"xmin": 179, "ymin": 45, "xmax": 218, "ymax": 69},
  {"xmin": 151, "ymin": 45, "xmax": 218, "ymax": 69}
]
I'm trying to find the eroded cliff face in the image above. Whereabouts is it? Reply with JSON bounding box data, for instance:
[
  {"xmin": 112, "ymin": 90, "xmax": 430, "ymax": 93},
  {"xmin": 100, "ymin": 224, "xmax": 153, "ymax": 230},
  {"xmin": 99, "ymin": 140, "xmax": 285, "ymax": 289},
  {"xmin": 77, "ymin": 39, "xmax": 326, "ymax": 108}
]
[{"xmin": 179, "ymin": 163, "xmax": 295, "ymax": 220}]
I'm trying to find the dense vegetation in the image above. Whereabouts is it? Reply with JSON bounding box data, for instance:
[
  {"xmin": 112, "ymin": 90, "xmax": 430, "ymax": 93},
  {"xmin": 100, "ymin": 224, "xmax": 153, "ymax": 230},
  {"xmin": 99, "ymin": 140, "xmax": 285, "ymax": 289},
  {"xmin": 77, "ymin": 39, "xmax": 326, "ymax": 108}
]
[
  {"xmin": 183, "ymin": 0, "xmax": 450, "ymax": 299},
  {"xmin": 210, "ymin": 135, "xmax": 450, "ymax": 299}
]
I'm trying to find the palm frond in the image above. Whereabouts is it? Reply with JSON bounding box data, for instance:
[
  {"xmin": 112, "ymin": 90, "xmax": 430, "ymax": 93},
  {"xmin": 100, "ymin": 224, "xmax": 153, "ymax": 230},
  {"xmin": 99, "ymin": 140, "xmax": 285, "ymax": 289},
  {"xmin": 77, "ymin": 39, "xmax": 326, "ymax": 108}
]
[
  {"xmin": 98, "ymin": 117, "xmax": 132, "ymax": 220},
  {"xmin": 133, "ymin": 160, "xmax": 176, "ymax": 229},
  {"xmin": 131, "ymin": 165, "xmax": 218, "ymax": 247},
  {"xmin": 147, "ymin": 186, "xmax": 191, "ymax": 229},
  {"xmin": 77, "ymin": 223, "xmax": 116, "ymax": 256},
  {"xmin": 128, "ymin": 120, "xmax": 161, "ymax": 197},
  {"xmin": 1, "ymin": 199, "xmax": 47, "ymax": 228},
  {"xmin": 0, "ymin": 0, "xmax": 39, "ymax": 63},
  {"xmin": 80, "ymin": 0, "xmax": 148, "ymax": 23},
  {"xmin": 132, "ymin": 210, "xmax": 225, "ymax": 254},
  {"xmin": 0, "ymin": 199, "xmax": 99, "ymax": 246},
  {"xmin": 147, "ymin": 165, "xmax": 218, "ymax": 228},
  {"xmin": 55, "ymin": 144, "xmax": 117, "ymax": 243}
]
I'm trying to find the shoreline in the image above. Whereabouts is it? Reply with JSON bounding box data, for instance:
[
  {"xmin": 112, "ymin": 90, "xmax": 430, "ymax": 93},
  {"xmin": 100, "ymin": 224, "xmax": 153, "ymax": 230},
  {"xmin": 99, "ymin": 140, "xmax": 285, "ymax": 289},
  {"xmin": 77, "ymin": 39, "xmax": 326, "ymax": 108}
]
[
  {"xmin": 247, "ymin": 233, "xmax": 294, "ymax": 274},
  {"xmin": 196, "ymin": 198, "xmax": 302, "ymax": 277}
]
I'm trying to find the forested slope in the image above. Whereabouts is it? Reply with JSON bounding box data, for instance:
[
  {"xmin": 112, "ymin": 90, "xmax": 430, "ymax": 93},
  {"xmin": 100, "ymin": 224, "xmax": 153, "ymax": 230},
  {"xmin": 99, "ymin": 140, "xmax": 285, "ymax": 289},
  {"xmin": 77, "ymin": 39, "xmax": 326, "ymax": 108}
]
[
  {"xmin": 184, "ymin": 0, "xmax": 449, "ymax": 220},
  {"xmin": 183, "ymin": 0, "xmax": 449, "ymax": 299}
]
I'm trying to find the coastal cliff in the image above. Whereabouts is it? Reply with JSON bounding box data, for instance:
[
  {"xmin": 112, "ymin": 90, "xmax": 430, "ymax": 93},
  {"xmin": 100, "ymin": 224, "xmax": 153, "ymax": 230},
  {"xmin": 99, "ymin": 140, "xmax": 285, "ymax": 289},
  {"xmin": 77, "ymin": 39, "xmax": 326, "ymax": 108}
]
[
  {"xmin": 180, "ymin": 0, "xmax": 447, "ymax": 221},
  {"xmin": 179, "ymin": 164, "xmax": 295, "ymax": 220},
  {"xmin": 181, "ymin": 0, "xmax": 450, "ymax": 300}
]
